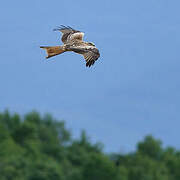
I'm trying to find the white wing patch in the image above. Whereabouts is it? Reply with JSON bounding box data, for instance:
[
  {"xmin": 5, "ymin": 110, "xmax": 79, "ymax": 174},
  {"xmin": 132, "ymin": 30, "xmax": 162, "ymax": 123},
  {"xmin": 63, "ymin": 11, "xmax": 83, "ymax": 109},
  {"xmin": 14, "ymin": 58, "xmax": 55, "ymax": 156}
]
[{"xmin": 69, "ymin": 32, "xmax": 84, "ymax": 41}]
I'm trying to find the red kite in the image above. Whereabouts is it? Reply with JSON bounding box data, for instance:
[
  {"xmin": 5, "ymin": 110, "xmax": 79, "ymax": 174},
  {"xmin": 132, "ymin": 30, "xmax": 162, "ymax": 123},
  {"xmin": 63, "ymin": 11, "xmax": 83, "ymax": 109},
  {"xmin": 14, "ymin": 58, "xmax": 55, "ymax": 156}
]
[{"xmin": 40, "ymin": 25, "xmax": 100, "ymax": 67}]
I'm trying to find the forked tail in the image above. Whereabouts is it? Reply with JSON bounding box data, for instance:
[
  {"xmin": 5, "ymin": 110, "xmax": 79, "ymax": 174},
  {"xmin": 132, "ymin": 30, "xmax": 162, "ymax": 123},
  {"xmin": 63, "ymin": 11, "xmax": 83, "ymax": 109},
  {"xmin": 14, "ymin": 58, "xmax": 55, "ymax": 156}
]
[{"xmin": 40, "ymin": 46, "xmax": 65, "ymax": 59}]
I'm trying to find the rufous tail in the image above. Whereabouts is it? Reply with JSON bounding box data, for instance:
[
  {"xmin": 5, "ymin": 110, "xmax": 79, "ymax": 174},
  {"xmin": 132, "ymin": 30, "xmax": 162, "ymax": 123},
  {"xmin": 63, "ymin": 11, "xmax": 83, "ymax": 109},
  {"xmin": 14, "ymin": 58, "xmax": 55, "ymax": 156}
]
[{"xmin": 40, "ymin": 46, "xmax": 65, "ymax": 59}]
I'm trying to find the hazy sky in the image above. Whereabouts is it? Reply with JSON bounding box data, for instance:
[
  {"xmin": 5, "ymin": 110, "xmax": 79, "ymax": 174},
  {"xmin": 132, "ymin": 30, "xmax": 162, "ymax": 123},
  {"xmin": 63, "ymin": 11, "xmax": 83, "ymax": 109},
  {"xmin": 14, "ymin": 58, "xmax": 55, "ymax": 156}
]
[{"xmin": 0, "ymin": 0, "xmax": 180, "ymax": 152}]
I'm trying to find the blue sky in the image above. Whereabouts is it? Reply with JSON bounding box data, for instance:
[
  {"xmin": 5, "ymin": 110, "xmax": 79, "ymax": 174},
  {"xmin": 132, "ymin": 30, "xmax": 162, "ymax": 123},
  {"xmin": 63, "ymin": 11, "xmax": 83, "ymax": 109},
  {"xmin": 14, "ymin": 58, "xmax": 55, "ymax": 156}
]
[{"xmin": 0, "ymin": 0, "xmax": 180, "ymax": 152}]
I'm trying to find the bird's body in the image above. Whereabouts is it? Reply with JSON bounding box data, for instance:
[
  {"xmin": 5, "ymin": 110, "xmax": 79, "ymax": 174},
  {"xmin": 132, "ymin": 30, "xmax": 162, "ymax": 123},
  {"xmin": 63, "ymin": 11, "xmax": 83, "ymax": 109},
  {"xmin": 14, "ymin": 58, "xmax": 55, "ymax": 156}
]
[{"xmin": 40, "ymin": 25, "xmax": 100, "ymax": 67}]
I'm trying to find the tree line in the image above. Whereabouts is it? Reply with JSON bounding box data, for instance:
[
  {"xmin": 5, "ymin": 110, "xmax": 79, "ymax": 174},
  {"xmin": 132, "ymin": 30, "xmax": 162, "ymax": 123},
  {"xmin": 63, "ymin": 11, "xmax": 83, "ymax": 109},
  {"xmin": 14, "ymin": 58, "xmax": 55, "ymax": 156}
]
[{"xmin": 0, "ymin": 110, "xmax": 179, "ymax": 180}]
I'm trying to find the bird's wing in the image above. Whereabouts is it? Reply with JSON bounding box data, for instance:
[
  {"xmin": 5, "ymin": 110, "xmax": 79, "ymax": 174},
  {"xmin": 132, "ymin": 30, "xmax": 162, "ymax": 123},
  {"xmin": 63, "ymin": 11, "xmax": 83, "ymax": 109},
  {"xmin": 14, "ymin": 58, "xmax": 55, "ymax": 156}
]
[
  {"xmin": 53, "ymin": 25, "xmax": 84, "ymax": 44},
  {"xmin": 70, "ymin": 43, "xmax": 100, "ymax": 67},
  {"xmin": 70, "ymin": 46, "xmax": 100, "ymax": 67},
  {"xmin": 83, "ymin": 48, "xmax": 100, "ymax": 67}
]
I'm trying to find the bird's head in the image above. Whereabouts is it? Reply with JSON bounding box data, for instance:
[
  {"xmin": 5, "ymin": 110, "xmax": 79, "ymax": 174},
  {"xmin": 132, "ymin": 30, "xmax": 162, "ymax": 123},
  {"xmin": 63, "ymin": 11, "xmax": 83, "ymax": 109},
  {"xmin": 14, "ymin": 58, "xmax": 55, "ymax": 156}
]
[{"xmin": 88, "ymin": 42, "xmax": 95, "ymax": 46}]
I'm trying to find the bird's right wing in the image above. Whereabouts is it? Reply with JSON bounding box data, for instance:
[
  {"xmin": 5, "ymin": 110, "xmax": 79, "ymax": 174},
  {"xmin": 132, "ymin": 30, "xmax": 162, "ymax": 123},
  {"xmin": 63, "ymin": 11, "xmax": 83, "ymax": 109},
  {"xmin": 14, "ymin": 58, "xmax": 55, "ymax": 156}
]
[
  {"xmin": 68, "ymin": 45, "xmax": 100, "ymax": 67},
  {"xmin": 53, "ymin": 25, "xmax": 84, "ymax": 44},
  {"xmin": 82, "ymin": 48, "xmax": 100, "ymax": 67}
]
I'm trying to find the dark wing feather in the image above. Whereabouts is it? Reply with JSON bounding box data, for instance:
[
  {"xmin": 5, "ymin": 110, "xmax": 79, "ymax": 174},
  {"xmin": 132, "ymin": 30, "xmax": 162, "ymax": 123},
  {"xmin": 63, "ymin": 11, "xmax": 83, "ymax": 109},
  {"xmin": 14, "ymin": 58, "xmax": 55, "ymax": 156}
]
[
  {"xmin": 82, "ymin": 48, "xmax": 100, "ymax": 67},
  {"xmin": 53, "ymin": 25, "xmax": 83, "ymax": 44},
  {"xmin": 68, "ymin": 45, "xmax": 100, "ymax": 67}
]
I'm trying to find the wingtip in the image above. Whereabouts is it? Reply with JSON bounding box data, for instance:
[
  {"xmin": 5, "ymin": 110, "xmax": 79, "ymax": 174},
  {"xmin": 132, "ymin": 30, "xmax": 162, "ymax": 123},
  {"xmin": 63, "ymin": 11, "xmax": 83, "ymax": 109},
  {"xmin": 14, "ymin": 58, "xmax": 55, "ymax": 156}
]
[
  {"xmin": 53, "ymin": 28, "xmax": 60, "ymax": 31},
  {"xmin": 86, "ymin": 62, "xmax": 94, "ymax": 67},
  {"xmin": 53, "ymin": 25, "xmax": 74, "ymax": 32}
]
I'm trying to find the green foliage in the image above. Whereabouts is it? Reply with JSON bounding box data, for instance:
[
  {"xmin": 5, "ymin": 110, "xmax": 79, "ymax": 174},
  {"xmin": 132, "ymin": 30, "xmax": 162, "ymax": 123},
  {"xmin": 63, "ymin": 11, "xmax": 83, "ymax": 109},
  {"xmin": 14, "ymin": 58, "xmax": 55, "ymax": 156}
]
[
  {"xmin": 137, "ymin": 135, "xmax": 163, "ymax": 160},
  {"xmin": 0, "ymin": 110, "xmax": 180, "ymax": 180}
]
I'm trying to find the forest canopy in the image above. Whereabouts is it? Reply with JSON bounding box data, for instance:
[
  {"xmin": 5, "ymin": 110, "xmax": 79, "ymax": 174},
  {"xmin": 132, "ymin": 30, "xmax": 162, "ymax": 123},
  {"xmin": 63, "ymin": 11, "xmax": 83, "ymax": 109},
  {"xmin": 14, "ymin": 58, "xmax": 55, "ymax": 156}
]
[{"xmin": 0, "ymin": 110, "xmax": 180, "ymax": 180}]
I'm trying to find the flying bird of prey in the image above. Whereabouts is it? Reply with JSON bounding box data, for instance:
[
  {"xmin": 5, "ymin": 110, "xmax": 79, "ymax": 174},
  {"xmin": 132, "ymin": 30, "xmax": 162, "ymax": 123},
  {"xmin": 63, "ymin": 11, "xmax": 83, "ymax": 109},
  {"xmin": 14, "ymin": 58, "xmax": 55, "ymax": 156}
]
[{"xmin": 40, "ymin": 25, "xmax": 100, "ymax": 67}]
